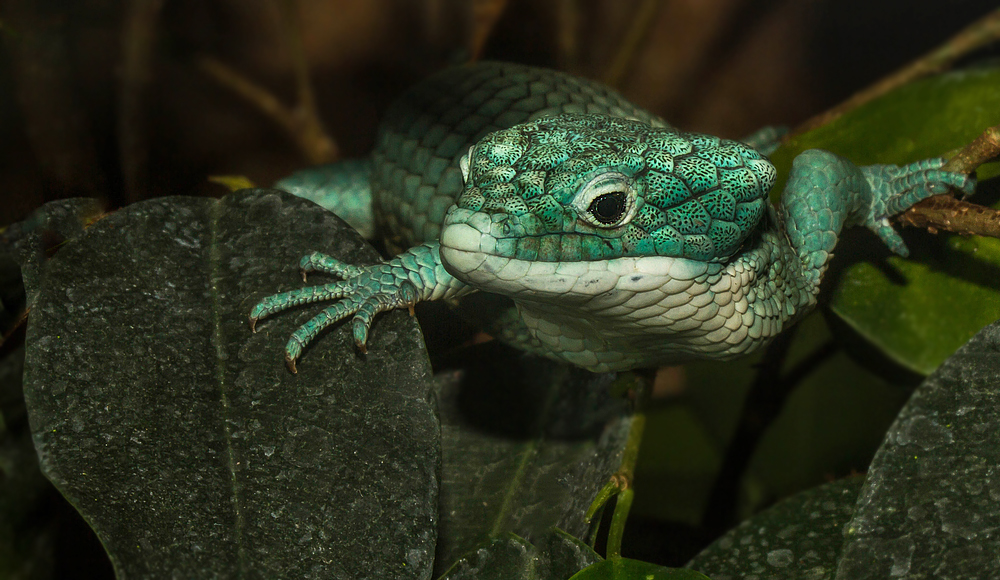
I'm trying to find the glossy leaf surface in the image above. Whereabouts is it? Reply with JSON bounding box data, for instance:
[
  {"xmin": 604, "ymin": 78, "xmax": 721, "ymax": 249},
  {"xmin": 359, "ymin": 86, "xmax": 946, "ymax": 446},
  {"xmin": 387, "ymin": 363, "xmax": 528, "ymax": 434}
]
[
  {"xmin": 16, "ymin": 191, "xmax": 440, "ymax": 579},
  {"xmin": 836, "ymin": 318, "xmax": 1000, "ymax": 579},
  {"xmin": 570, "ymin": 558, "xmax": 709, "ymax": 580},
  {"xmin": 770, "ymin": 67, "xmax": 1000, "ymax": 373},
  {"xmin": 435, "ymin": 344, "xmax": 631, "ymax": 575},
  {"xmin": 688, "ymin": 477, "xmax": 864, "ymax": 579}
]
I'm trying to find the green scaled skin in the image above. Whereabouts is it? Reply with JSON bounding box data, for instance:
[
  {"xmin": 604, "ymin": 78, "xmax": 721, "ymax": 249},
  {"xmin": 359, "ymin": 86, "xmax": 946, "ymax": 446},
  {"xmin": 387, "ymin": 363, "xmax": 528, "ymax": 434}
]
[{"xmin": 253, "ymin": 62, "xmax": 975, "ymax": 373}]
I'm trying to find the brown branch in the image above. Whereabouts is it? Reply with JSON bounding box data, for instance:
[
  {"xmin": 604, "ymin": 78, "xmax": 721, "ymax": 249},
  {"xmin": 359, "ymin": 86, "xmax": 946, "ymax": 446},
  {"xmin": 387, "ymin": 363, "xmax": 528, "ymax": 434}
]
[
  {"xmin": 275, "ymin": 0, "xmax": 315, "ymax": 116},
  {"xmin": 196, "ymin": 1, "xmax": 338, "ymax": 166},
  {"xmin": 790, "ymin": 8, "xmax": 1000, "ymax": 138},
  {"xmin": 468, "ymin": 0, "xmax": 509, "ymax": 63},
  {"xmin": 602, "ymin": 0, "xmax": 662, "ymax": 88},
  {"xmin": 897, "ymin": 124, "xmax": 1000, "ymax": 237},
  {"xmin": 942, "ymin": 124, "xmax": 1000, "ymax": 174},
  {"xmin": 197, "ymin": 56, "xmax": 338, "ymax": 165}
]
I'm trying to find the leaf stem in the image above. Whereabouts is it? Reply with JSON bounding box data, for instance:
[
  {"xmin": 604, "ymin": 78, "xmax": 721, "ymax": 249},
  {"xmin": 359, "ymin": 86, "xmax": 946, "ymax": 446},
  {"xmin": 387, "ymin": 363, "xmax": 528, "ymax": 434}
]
[{"xmin": 584, "ymin": 373, "xmax": 650, "ymax": 558}]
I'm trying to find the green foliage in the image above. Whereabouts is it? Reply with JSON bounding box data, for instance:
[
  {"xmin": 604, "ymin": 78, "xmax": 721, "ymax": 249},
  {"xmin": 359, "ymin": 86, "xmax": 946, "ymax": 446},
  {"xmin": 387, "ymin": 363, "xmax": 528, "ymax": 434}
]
[
  {"xmin": 3, "ymin": 65, "xmax": 1000, "ymax": 579},
  {"xmin": 3, "ymin": 193, "xmax": 638, "ymax": 579},
  {"xmin": 770, "ymin": 67, "xmax": 1000, "ymax": 374},
  {"xmin": 569, "ymin": 558, "xmax": 709, "ymax": 580}
]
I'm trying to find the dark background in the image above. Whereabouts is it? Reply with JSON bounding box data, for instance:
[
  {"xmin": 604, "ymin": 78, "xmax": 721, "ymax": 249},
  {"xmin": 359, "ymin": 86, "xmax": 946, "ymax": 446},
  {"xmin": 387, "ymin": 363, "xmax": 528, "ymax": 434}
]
[
  {"xmin": 1, "ymin": 1, "xmax": 998, "ymax": 576},
  {"xmin": 2, "ymin": 0, "xmax": 997, "ymax": 226}
]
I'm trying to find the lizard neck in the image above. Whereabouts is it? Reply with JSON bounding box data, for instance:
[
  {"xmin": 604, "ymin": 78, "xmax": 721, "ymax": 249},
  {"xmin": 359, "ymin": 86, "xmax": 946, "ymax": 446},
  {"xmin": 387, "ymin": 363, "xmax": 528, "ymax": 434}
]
[{"xmin": 441, "ymin": 215, "xmax": 817, "ymax": 372}]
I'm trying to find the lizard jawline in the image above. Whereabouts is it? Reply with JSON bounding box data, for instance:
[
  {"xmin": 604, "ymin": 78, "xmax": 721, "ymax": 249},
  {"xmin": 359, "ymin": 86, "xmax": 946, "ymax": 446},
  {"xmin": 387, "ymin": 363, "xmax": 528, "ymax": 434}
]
[{"xmin": 440, "ymin": 241, "xmax": 784, "ymax": 372}]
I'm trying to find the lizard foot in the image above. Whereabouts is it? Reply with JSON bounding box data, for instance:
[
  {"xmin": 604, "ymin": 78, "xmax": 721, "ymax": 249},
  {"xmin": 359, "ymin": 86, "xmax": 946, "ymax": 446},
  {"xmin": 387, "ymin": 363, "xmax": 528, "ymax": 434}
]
[
  {"xmin": 250, "ymin": 242, "xmax": 466, "ymax": 372},
  {"xmin": 250, "ymin": 252, "xmax": 421, "ymax": 372},
  {"xmin": 862, "ymin": 157, "xmax": 976, "ymax": 256}
]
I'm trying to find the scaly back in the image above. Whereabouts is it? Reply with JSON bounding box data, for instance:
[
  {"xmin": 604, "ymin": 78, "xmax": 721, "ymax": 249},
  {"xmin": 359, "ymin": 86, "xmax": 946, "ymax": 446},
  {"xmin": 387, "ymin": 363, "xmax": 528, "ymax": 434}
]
[{"xmin": 371, "ymin": 61, "xmax": 669, "ymax": 250}]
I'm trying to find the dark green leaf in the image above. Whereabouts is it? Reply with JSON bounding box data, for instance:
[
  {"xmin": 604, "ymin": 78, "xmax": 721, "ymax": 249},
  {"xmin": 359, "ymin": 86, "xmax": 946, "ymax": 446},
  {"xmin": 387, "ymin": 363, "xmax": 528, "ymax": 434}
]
[
  {"xmin": 18, "ymin": 191, "xmax": 439, "ymax": 579},
  {"xmin": 439, "ymin": 529, "xmax": 602, "ymax": 580},
  {"xmin": 2, "ymin": 198, "xmax": 104, "ymax": 310},
  {"xmin": 770, "ymin": 67, "xmax": 1000, "ymax": 374},
  {"xmin": 435, "ymin": 343, "xmax": 632, "ymax": 574},
  {"xmin": 633, "ymin": 313, "xmax": 909, "ymax": 524},
  {"xmin": 0, "ymin": 246, "xmax": 56, "ymax": 579},
  {"xmin": 836, "ymin": 318, "xmax": 1000, "ymax": 578},
  {"xmin": 570, "ymin": 558, "xmax": 709, "ymax": 580},
  {"xmin": 687, "ymin": 476, "xmax": 864, "ymax": 579},
  {"xmin": 0, "ymin": 346, "xmax": 56, "ymax": 580}
]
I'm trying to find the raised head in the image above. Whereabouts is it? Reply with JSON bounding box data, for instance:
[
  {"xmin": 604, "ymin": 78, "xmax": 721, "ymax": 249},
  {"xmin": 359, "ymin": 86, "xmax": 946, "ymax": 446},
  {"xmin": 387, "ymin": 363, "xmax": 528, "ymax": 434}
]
[{"xmin": 440, "ymin": 114, "xmax": 776, "ymax": 285}]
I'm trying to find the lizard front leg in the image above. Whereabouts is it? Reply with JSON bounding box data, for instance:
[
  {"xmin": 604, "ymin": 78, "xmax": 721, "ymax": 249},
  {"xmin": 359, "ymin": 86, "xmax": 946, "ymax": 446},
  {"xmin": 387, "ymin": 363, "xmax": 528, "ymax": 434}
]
[
  {"xmin": 250, "ymin": 242, "xmax": 472, "ymax": 372},
  {"xmin": 779, "ymin": 149, "xmax": 976, "ymax": 298}
]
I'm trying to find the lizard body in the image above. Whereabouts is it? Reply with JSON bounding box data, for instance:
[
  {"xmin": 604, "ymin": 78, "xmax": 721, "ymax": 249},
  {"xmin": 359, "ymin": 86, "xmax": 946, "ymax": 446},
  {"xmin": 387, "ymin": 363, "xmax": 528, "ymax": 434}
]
[{"xmin": 254, "ymin": 62, "xmax": 974, "ymax": 372}]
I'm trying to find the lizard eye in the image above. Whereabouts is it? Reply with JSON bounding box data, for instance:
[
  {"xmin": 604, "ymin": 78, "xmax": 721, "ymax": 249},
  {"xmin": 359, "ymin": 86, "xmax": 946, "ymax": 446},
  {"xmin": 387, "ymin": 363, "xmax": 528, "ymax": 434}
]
[
  {"xmin": 572, "ymin": 171, "xmax": 637, "ymax": 229},
  {"xmin": 588, "ymin": 191, "xmax": 627, "ymax": 224}
]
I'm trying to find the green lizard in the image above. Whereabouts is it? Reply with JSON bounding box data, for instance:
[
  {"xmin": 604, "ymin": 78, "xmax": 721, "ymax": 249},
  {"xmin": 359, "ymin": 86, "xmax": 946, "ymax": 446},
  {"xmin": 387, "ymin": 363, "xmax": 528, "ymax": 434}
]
[{"xmin": 251, "ymin": 62, "xmax": 974, "ymax": 373}]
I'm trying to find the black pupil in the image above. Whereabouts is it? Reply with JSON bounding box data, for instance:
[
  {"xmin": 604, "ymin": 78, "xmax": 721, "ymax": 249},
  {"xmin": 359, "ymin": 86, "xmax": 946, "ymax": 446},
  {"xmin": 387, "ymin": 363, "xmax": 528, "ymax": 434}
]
[{"xmin": 588, "ymin": 191, "xmax": 626, "ymax": 224}]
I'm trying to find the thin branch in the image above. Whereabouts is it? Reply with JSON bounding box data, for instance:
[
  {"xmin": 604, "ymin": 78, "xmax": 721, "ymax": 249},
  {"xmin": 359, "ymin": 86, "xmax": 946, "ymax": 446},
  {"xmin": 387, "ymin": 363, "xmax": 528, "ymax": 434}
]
[
  {"xmin": 602, "ymin": 0, "xmax": 662, "ymax": 88},
  {"xmin": 196, "ymin": 1, "xmax": 338, "ymax": 165},
  {"xmin": 275, "ymin": 0, "xmax": 315, "ymax": 114},
  {"xmin": 197, "ymin": 56, "xmax": 338, "ymax": 165},
  {"xmin": 942, "ymin": 123, "xmax": 1000, "ymax": 174},
  {"xmin": 790, "ymin": 8, "xmax": 1000, "ymax": 138},
  {"xmin": 897, "ymin": 124, "xmax": 1000, "ymax": 237},
  {"xmin": 198, "ymin": 56, "xmax": 293, "ymax": 132},
  {"xmin": 701, "ymin": 329, "xmax": 796, "ymax": 533},
  {"xmin": 468, "ymin": 0, "xmax": 509, "ymax": 63}
]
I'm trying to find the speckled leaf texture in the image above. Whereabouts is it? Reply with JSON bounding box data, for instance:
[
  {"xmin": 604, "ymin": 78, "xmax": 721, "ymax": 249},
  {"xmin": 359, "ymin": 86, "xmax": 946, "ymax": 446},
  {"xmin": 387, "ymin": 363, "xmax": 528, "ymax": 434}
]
[
  {"xmin": 570, "ymin": 558, "xmax": 710, "ymax": 580},
  {"xmin": 770, "ymin": 66, "xmax": 1000, "ymax": 374},
  {"xmin": 684, "ymin": 318, "xmax": 1000, "ymax": 579},
  {"xmin": 434, "ymin": 346, "xmax": 631, "ymax": 576},
  {"xmin": 687, "ymin": 477, "xmax": 865, "ymax": 579},
  {"xmin": 835, "ymin": 318, "xmax": 1000, "ymax": 579},
  {"xmin": 438, "ymin": 530, "xmax": 602, "ymax": 580},
  {"xmin": 13, "ymin": 191, "xmax": 440, "ymax": 579}
]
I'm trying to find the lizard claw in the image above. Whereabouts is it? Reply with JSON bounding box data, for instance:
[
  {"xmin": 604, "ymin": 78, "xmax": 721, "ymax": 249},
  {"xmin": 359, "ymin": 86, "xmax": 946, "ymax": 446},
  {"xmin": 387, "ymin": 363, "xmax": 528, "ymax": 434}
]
[
  {"xmin": 251, "ymin": 247, "xmax": 443, "ymax": 371},
  {"xmin": 861, "ymin": 158, "xmax": 976, "ymax": 255}
]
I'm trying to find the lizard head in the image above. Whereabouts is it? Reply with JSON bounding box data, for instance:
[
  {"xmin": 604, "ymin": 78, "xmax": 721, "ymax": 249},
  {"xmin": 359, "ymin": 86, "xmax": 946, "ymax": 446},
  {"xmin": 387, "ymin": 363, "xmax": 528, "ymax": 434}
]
[{"xmin": 440, "ymin": 114, "xmax": 775, "ymax": 282}]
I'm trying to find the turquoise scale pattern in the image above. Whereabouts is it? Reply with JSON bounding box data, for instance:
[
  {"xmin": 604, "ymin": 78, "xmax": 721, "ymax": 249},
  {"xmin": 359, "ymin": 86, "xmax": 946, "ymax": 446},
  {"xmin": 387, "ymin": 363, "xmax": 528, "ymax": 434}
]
[
  {"xmin": 453, "ymin": 114, "xmax": 775, "ymax": 262},
  {"xmin": 371, "ymin": 62, "xmax": 669, "ymax": 250},
  {"xmin": 256, "ymin": 61, "xmax": 976, "ymax": 372}
]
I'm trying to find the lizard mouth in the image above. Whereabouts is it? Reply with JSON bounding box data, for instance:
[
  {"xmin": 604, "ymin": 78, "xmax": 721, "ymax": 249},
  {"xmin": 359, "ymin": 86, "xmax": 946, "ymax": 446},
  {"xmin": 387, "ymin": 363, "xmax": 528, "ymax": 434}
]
[
  {"xmin": 439, "ymin": 221, "xmax": 605, "ymax": 299},
  {"xmin": 439, "ymin": 220, "xmax": 710, "ymax": 305}
]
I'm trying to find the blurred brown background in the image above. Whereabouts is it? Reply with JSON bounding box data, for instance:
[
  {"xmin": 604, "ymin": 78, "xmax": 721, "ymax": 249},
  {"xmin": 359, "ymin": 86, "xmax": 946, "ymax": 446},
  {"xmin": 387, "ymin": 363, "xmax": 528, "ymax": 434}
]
[{"xmin": 1, "ymin": 0, "xmax": 997, "ymax": 227}]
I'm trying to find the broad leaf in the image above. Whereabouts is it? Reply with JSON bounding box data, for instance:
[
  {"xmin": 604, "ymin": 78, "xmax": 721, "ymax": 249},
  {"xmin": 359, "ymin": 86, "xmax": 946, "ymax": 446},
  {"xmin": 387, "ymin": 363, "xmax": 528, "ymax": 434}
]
[
  {"xmin": 435, "ymin": 344, "xmax": 632, "ymax": 574},
  {"xmin": 770, "ymin": 67, "xmax": 1000, "ymax": 373},
  {"xmin": 570, "ymin": 558, "xmax": 708, "ymax": 580},
  {"xmin": 835, "ymin": 318, "xmax": 1000, "ymax": 578},
  {"xmin": 15, "ymin": 191, "xmax": 439, "ymax": 579},
  {"xmin": 687, "ymin": 476, "xmax": 864, "ymax": 579},
  {"xmin": 439, "ymin": 529, "xmax": 602, "ymax": 580}
]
